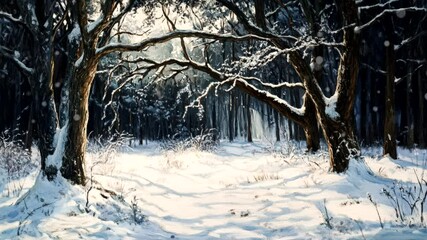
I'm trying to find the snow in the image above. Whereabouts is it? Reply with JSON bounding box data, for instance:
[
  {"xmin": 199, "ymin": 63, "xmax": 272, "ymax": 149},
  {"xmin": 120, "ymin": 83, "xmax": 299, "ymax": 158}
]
[
  {"xmin": 373, "ymin": 106, "xmax": 379, "ymax": 112},
  {"xmin": 384, "ymin": 40, "xmax": 390, "ymax": 47},
  {"xmin": 315, "ymin": 56, "xmax": 324, "ymax": 65},
  {"xmin": 46, "ymin": 125, "xmax": 68, "ymax": 169},
  {"xmin": 2, "ymin": 141, "xmax": 427, "ymax": 239},
  {"xmin": 74, "ymin": 54, "xmax": 84, "ymax": 67},
  {"xmin": 68, "ymin": 23, "xmax": 81, "ymax": 43},
  {"xmin": 396, "ymin": 9, "xmax": 406, "ymax": 18},
  {"xmin": 73, "ymin": 114, "xmax": 81, "ymax": 121},
  {"xmin": 325, "ymin": 93, "xmax": 340, "ymax": 119},
  {"xmin": 87, "ymin": 14, "xmax": 104, "ymax": 33}
]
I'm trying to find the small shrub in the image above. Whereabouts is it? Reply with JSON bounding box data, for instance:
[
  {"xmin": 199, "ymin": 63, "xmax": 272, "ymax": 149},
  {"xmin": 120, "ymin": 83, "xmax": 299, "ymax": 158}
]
[
  {"xmin": 380, "ymin": 170, "xmax": 427, "ymax": 226},
  {"xmin": 160, "ymin": 129, "xmax": 218, "ymax": 152},
  {"xmin": 85, "ymin": 133, "xmax": 131, "ymax": 212},
  {"xmin": 130, "ymin": 196, "xmax": 146, "ymax": 224},
  {"xmin": 320, "ymin": 199, "xmax": 333, "ymax": 229},
  {"xmin": 87, "ymin": 133, "xmax": 131, "ymax": 175},
  {"xmin": 249, "ymin": 171, "xmax": 279, "ymax": 183},
  {"xmin": 0, "ymin": 132, "xmax": 37, "ymax": 197}
]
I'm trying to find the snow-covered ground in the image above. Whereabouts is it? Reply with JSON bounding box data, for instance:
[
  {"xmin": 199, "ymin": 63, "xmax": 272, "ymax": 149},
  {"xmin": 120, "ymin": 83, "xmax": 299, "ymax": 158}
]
[{"xmin": 1, "ymin": 140, "xmax": 427, "ymax": 239}]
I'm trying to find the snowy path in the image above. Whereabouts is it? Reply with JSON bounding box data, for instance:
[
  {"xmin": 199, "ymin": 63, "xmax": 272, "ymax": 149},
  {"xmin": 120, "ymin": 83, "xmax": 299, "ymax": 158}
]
[
  {"xmin": 1, "ymin": 141, "xmax": 427, "ymax": 239},
  {"xmin": 93, "ymin": 142, "xmax": 427, "ymax": 239}
]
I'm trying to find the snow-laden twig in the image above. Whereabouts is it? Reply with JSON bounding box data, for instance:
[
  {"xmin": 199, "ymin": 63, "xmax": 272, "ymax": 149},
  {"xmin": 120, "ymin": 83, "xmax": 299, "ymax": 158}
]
[
  {"xmin": 0, "ymin": 46, "xmax": 34, "ymax": 75},
  {"xmin": 358, "ymin": 0, "xmax": 400, "ymax": 10},
  {"xmin": 356, "ymin": 7, "xmax": 427, "ymax": 32}
]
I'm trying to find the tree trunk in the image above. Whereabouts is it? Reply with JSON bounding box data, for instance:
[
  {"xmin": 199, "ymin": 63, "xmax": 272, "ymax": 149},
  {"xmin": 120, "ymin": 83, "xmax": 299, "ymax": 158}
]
[
  {"xmin": 228, "ymin": 92, "xmax": 234, "ymax": 142},
  {"xmin": 320, "ymin": 117, "xmax": 360, "ymax": 172},
  {"xmin": 274, "ymin": 109, "xmax": 280, "ymax": 142},
  {"xmin": 383, "ymin": 39, "xmax": 397, "ymax": 159},
  {"xmin": 415, "ymin": 42, "xmax": 425, "ymax": 148},
  {"xmin": 18, "ymin": 0, "xmax": 58, "ymax": 177},
  {"xmin": 212, "ymin": 97, "xmax": 217, "ymax": 141},
  {"xmin": 417, "ymin": 62, "xmax": 425, "ymax": 148},
  {"xmin": 246, "ymin": 94, "xmax": 252, "ymax": 142},
  {"xmin": 406, "ymin": 61, "xmax": 414, "ymax": 148},
  {"xmin": 61, "ymin": 62, "xmax": 97, "ymax": 185},
  {"xmin": 303, "ymin": 96, "xmax": 320, "ymax": 152}
]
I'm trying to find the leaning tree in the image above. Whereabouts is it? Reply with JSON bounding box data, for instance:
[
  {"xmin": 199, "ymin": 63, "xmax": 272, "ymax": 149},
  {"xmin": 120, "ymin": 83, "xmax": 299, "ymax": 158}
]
[
  {"xmin": 147, "ymin": 0, "xmax": 424, "ymax": 172},
  {"xmin": 129, "ymin": 0, "xmax": 362, "ymax": 172},
  {"xmin": 0, "ymin": 0, "xmax": 280, "ymax": 185}
]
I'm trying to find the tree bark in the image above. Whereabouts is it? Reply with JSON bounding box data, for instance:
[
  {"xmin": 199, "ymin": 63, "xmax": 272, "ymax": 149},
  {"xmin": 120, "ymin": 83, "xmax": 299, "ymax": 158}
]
[
  {"xmin": 228, "ymin": 92, "xmax": 234, "ymax": 142},
  {"xmin": 246, "ymin": 94, "xmax": 253, "ymax": 142},
  {"xmin": 320, "ymin": 117, "xmax": 360, "ymax": 172},
  {"xmin": 61, "ymin": 60, "xmax": 97, "ymax": 185},
  {"xmin": 383, "ymin": 39, "xmax": 397, "ymax": 159},
  {"xmin": 303, "ymin": 96, "xmax": 320, "ymax": 152}
]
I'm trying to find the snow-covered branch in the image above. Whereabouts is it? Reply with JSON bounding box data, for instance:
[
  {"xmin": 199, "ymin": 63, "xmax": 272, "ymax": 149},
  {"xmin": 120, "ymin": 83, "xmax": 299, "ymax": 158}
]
[
  {"xmin": 187, "ymin": 75, "xmax": 307, "ymax": 125},
  {"xmin": 356, "ymin": 7, "xmax": 427, "ymax": 32},
  {"xmin": 358, "ymin": 0, "xmax": 400, "ymax": 10},
  {"xmin": 0, "ymin": 46, "xmax": 33, "ymax": 75},
  {"xmin": 0, "ymin": 12, "xmax": 25, "ymax": 26},
  {"xmin": 96, "ymin": 30, "xmax": 272, "ymax": 58},
  {"xmin": 240, "ymin": 76, "xmax": 305, "ymax": 90}
]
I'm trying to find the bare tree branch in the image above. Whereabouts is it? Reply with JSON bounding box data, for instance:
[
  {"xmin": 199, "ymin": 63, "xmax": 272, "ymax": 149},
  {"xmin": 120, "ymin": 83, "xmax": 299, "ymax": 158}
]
[{"xmin": 0, "ymin": 46, "xmax": 33, "ymax": 75}]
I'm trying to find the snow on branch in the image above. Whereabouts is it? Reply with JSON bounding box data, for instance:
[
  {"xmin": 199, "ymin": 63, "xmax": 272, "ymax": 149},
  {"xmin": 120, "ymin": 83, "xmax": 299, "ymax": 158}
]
[
  {"xmin": 356, "ymin": 7, "xmax": 427, "ymax": 32},
  {"xmin": 187, "ymin": 76, "xmax": 306, "ymax": 120},
  {"xmin": 239, "ymin": 76, "xmax": 305, "ymax": 90},
  {"xmin": 0, "ymin": 46, "xmax": 33, "ymax": 75},
  {"xmin": 358, "ymin": 0, "xmax": 400, "ymax": 10},
  {"xmin": 395, "ymin": 31, "xmax": 427, "ymax": 50},
  {"xmin": 112, "ymin": 50, "xmax": 307, "ymax": 124},
  {"xmin": 0, "ymin": 11, "xmax": 33, "ymax": 34},
  {"xmin": 96, "ymin": 30, "xmax": 272, "ymax": 58},
  {"xmin": 228, "ymin": 41, "xmax": 343, "ymax": 74},
  {"xmin": 394, "ymin": 64, "xmax": 426, "ymax": 85},
  {"xmin": 0, "ymin": 12, "xmax": 25, "ymax": 25}
]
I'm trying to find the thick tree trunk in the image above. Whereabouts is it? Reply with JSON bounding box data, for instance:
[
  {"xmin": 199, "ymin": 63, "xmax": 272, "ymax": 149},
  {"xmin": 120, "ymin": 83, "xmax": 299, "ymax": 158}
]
[
  {"xmin": 32, "ymin": 45, "xmax": 58, "ymax": 176},
  {"xmin": 320, "ymin": 117, "xmax": 360, "ymax": 172},
  {"xmin": 61, "ymin": 62, "xmax": 97, "ymax": 185},
  {"xmin": 303, "ymin": 97, "xmax": 320, "ymax": 152},
  {"xmin": 18, "ymin": 0, "xmax": 59, "ymax": 177},
  {"xmin": 383, "ymin": 39, "xmax": 397, "ymax": 159},
  {"xmin": 33, "ymin": 84, "xmax": 57, "ymax": 171}
]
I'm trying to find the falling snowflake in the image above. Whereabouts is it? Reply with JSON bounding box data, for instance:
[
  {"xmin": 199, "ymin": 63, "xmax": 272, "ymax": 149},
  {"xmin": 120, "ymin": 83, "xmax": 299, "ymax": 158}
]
[
  {"xmin": 55, "ymin": 82, "xmax": 61, "ymax": 88},
  {"xmin": 315, "ymin": 56, "xmax": 324, "ymax": 65},
  {"xmin": 424, "ymin": 93, "xmax": 427, "ymax": 101},
  {"xmin": 41, "ymin": 101, "xmax": 47, "ymax": 107},
  {"xmin": 396, "ymin": 9, "xmax": 406, "ymax": 18},
  {"xmin": 73, "ymin": 114, "xmax": 81, "ymax": 121},
  {"xmin": 373, "ymin": 106, "xmax": 378, "ymax": 112},
  {"xmin": 384, "ymin": 40, "xmax": 390, "ymax": 47}
]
